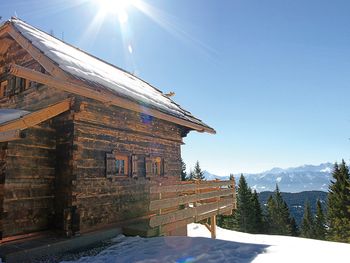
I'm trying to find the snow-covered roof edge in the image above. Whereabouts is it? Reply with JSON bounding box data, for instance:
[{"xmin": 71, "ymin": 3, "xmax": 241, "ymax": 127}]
[{"xmin": 4, "ymin": 17, "xmax": 215, "ymax": 134}]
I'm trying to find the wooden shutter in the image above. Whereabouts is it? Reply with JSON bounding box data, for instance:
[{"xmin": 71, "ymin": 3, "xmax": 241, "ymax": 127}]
[
  {"xmin": 145, "ymin": 157, "xmax": 152, "ymax": 177},
  {"xmin": 132, "ymin": 154, "xmax": 138, "ymax": 177},
  {"xmin": 106, "ymin": 153, "xmax": 116, "ymax": 178},
  {"xmin": 162, "ymin": 159, "xmax": 168, "ymax": 177}
]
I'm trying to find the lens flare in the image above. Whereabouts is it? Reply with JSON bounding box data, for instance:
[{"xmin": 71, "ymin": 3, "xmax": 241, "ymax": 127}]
[{"xmin": 98, "ymin": 0, "xmax": 132, "ymax": 24}]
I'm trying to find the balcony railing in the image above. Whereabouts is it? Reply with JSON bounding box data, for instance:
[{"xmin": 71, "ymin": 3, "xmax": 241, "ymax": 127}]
[{"xmin": 148, "ymin": 179, "xmax": 236, "ymax": 238}]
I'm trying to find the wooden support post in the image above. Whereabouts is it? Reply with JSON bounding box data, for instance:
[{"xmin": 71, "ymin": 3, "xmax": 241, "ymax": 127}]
[
  {"xmin": 210, "ymin": 215, "xmax": 217, "ymax": 239},
  {"xmin": 158, "ymin": 183, "xmax": 162, "ymax": 235}
]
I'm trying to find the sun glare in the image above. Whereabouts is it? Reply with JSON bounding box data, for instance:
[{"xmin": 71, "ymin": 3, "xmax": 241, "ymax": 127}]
[{"xmin": 98, "ymin": 0, "xmax": 132, "ymax": 24}]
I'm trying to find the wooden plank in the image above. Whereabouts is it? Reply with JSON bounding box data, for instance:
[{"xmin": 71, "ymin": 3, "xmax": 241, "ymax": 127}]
[
  {"xmin": 149, "ymin": 197, "xmax": 234, "ymax": 227},
  {"xmin": 0, "ymin": 98, "xmax": 71, "ymax": 132},
  {"xmin": 150, "ymin": 188, "xmax": 233, "ymax": 211},
  {"xmin": 150, "ymin": 207, "xmax": 196, "ymax": 228},
  {"xmin": 0, "ymin": 129, "xmax": 24, "ymax": 142},
  {"xmin": 0, "ymin": 38, "xmax": 12, "ymax": 55},
  {"xmin": 195, "ymin": 205, "xmax": 233, "ymax": 222},
  {"xmin": 150, "ymin": 180, "xmax": 232, "ymax": 194},
  {"xmin": 0, "ymin": 23, "xmax": 10, "ymax": 37},
  {"xmin": 8, "ymin": 26, "xmax": 69, "ymax": 80},
  {"xmin": 9, "ymin": 64, "xmax": 215, "ymax": 134},
  {"xmin": 159, "ymin": 217, "xmax": 195, "ymax": 235}
]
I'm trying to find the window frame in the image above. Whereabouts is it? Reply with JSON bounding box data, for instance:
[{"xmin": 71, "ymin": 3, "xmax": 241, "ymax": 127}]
[{"xmin": 146, "ymin": 156, "xmax": 164, "ymax": 177}]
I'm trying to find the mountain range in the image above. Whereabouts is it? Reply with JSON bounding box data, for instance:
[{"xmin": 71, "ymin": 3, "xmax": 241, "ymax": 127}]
[{"xmin": 204, "ymin": 162, "xmax": 334, "ymax": 193}]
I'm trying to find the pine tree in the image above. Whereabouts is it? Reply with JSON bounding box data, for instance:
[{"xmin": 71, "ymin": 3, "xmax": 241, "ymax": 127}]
[
  {"xmin": 314, "ymin": 199, "xmax": 326, "ymax": 240},
  {"xmin": 233, "ymin": 174, "xmax": 254, "ymax": 232},
  {"xmin": 229, "ymin": 174, "xmax": 235, "ymax": 188},
  {"xmin": 181, "ymin": 158, "xmax": 187, "ymax": 181},
  {"xmin": 266, "ymin": 184, "xmax": 293, "ymax": 235},
  {"xmin": 251, "ymin": 190, "xmax": 264, "ymax": 233},
  {"xmin": 188, "ymin": 169, "xmax": 194, "ymax": 180},
  {"xmin": 301, "ymin": 201, "xmax": 314, "ymax": 238},
  {"xmin": 289, "ymin": 217, "xmax": 299, "ymax": 237},
  {"xmin": 327, "ymin": 160, "xmax": 350, "ymax": 242},
  {"xmin": 192, "ymin": 161, "xmax": 205, "ymax": 180}
]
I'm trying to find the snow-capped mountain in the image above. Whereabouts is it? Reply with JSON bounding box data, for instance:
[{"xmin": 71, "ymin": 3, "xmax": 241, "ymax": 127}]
[{"xmin": 203, "ymin": 162, "xmax": 334, "ymax": 193}]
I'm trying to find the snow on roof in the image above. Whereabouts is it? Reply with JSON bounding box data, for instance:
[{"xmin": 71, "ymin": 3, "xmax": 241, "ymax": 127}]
[
  {"xmin": 9, "ymin": 18, "xmax": 213, "ymax": 131},
  {"xmin": 0, "ymin": 109, "xmax": 30, "ymax": 125}
]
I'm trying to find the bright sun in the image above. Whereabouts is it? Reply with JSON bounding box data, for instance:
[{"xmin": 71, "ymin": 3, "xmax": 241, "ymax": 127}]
[{"xmin": 98, "ymin": 0, "xmax": 133, "ymax": 24}]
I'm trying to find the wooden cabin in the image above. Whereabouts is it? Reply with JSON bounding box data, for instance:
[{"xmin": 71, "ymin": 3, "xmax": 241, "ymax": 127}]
[{"xmin": 0, "ymin": 18, "xmax": 235, "ymax": 242}]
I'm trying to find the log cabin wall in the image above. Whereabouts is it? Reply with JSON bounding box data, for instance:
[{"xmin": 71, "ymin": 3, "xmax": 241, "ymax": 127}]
[
  {"xmin": 52, "ymin": 112, "xmax": 75, "ymax": 236},
  {"xmin": 72, "ymin": 98, "xmax": 184, "ymax": 232},
  {"xmin": 0, "ymin": 37, "xmax": 74, "ymax": 237},
  {"xmin": 0, "ymin": 143, "xmax": 7, "ymax": 239},
  {"xmin": 0, "ymin": 35, "xmax": 190, "ymax": 236},
  {"xmin": 2, "ymin": 123, "xmax": 57, "ymax": 237},
  {"xmin": 0, "ymin": 37, "xmax": 71, "ymax": 110}
]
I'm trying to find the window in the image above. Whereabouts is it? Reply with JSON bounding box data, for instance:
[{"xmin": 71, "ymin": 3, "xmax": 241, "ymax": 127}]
[
  {"xmin": 146, "ymin": 156, "xmax": 164, "ymax": 177},
  {"xmin": 152, "ymin": 157, "xmax": 162, "ymax": 176},
  {"xmin": 115, "ymin": 154, "xmax": 129, "ymax": 176},
  {"xmin": 106, "ymin": 152, "xmax": 130, "ymax": 178}
]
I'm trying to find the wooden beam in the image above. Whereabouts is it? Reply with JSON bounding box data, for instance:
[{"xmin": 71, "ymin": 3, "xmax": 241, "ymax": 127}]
[
  {"xmin": 150, "ymin": 188, "xmax": 233, "ymax": 211},
  {"xmin": 9, "ymin": 64, "xmax": 216, "ymax": 134},
  {"xmin": 149, "ymin": 198, "xmax": 234, "ymax": 228},
  {"xmin": 159, "ymin": 217, "xmax": 195, "ymax": 235},
  {"xmin": 7, "ymin": 26, "xmax": 69, "ymax": 80},
  {"xmin": 0, "ymin": 129, "xmax": 25, "ymax": 142},
  {"xmin": 0, "ymin": 99, "xmax": 71, "ymax": 132},
  {"xmin": 0, "ymin": 23, "xmax": 10, "ymax": 37},
  {"xmin": 210, "ymin": 215, "xmax": 216, "ymax": 239},
  {"xmin": 150, "ymin": 180, "xmax": 231, "ymax": 194},
  {"xmin": 195, "ymin": 205, "xmax": 233, "ymax": 222}
]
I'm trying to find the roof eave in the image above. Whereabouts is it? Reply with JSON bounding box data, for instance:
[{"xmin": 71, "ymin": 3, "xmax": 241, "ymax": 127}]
[{"xmin": 9, "ymin": 64, "xmax": 215, "ymax": 135}]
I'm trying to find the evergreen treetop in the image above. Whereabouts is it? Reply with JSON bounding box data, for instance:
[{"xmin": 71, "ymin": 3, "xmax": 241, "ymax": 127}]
[
  {"xmin": 314, "ymin": 199, "xmax": 326, "ymax": 240},
  {"xmin": 181, "ymin": 158, "xmax": 187, "ymax": 181},
  {"xmin": 301, "ymin": 201, "xmax": 314, "ymax": 238},
  {"xmin": 192, "ymin": 161, "xmax": 205, "ymax": 180},
  {"xmin": 327, "ymin": 160, "xmax": 350, "ymax": 242}
]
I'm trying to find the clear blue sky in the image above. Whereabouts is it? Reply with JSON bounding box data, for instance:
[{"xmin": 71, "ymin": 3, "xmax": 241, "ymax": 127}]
[{"xmin": 2, "ymin": 0, "xmax": 350, "ymax": 175}]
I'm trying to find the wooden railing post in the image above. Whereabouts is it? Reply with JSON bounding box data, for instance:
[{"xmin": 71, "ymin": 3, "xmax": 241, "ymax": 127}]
[
  {"xmin": 211, "ymin": 215, "xmax": 216, "ymax": 239},
  {"xmin": 158, "ymin": 182, "xmax": 162, "ymax": 235}
]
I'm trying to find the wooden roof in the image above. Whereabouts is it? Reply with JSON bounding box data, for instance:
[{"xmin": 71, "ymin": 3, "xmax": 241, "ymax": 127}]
[
  {"xmin": 0, "ymin": 18, "xmax": 216, "ymax": 134},
  {"xmin": 0, "ymin": 99, "xmax": 71, "ymax": 142}
]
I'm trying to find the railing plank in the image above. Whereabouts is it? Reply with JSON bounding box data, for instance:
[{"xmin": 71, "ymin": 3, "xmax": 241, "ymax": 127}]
[
  {"xmin": 150, "ymin": 180, "xmax": 232, "ymax": 194},
  {"xmin": 195, "ymin": 205, "xmax": 233, "ymax": 222},
  {"xmin": 149, "ymin": 198, "xmax": 234, "ymax": 228},
  {"xmin": 149, "ymin": 188, "xmax": 233, "ymax": 211}
]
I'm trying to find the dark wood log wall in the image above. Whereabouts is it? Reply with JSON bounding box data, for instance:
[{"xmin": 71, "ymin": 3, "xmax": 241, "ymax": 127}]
[
  {"xmin": 0, "ymin": 37, "xmax": 73, "ymax": 237},
  {"xmin": 0, "ymin": 143, "xmax": 7, "ymax": 239},
  {"xmin": 0, "ymin": 36, "xmax": 188, "ymax": 236},
  {"xmin": 2, "ymin": 123, "xmax": 56, "ymax": 237},
  {"xmin": 72, "ymin": 98, "xmax": 184, "ymax": 232}
]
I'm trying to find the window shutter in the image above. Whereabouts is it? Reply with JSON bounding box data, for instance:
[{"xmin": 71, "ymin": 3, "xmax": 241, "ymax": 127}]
[
  {"xmin": 132, "ymin": 154, "xmax": 138, "ymax": 177},
  {"xmin": 106, "ymin": 153, "xmax": 116, "ymax": 178},
  {"xmin": 162, "ymin": 159, "xmax": 168, "ymax": 177},
  {"xmin": 145, "ymin": 157, "xmax": 152, "ymax": 177}
]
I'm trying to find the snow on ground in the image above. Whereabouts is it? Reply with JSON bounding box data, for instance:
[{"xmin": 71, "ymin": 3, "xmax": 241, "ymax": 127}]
[
  {"xmin": 61, "ymin": 223, "xmax": 350, "ymax": 263},
  {"xmin": 189, "ymin": 223, "xmax": 350, "ymax": 262}
]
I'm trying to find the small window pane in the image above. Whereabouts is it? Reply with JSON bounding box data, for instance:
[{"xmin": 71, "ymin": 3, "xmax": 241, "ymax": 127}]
[{"xmin": 116, "ymin": 159, "xmax": 125, "ymax": 175}]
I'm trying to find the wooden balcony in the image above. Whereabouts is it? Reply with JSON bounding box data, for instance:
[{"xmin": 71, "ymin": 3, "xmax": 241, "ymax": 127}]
[{"xmin": 123, "ymin": 179, "xmax": 236, "ymax": 238}]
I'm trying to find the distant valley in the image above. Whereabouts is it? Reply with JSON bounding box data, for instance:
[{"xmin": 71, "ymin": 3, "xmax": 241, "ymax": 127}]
[
  {"xmin": 204, "ymin": 163, "xmax": 332, "ymax": 226},
  {"xmin": 204, "ymin": 162, "xmax": 333, "ymax": 193}
]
